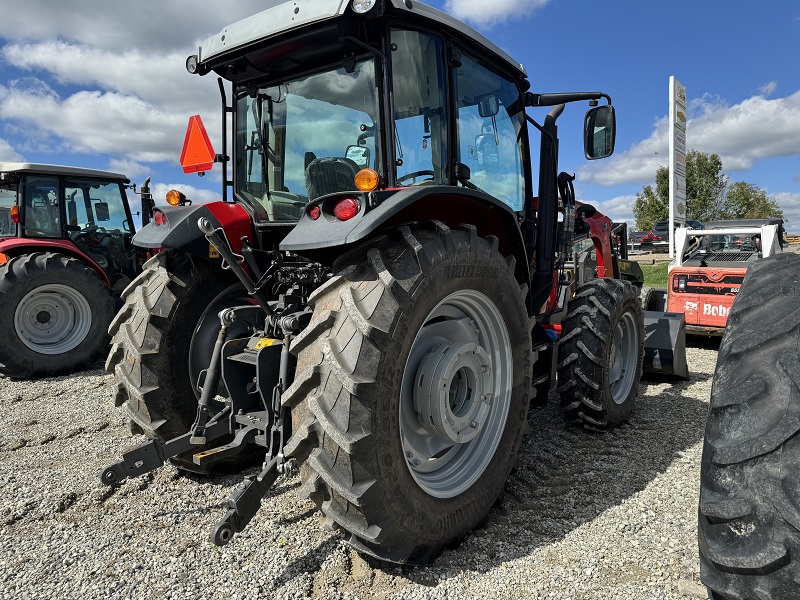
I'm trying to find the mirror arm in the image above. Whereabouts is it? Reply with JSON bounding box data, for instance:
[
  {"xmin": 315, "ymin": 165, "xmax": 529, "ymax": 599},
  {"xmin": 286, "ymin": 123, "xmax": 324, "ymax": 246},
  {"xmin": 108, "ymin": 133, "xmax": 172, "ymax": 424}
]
[{"xmin": 526, "ymin": 92, "xmax": 612, "ymax": 107}]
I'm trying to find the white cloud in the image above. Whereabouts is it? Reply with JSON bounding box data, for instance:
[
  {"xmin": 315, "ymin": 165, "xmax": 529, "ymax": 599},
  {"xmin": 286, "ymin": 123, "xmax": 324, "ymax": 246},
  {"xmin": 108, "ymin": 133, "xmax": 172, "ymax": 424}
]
[
  {"xmin": 443, "ymin": 0, "xmax": 549, "ymax": 27},
  {"xmin": 0, "ymin": 1, "xmax": 277, "ymax": 51},
  {"xmin": 0, "ymin": 81, "xmax": 188, "ymax": 162},
  {"xmin": 759, "ymin": 80, "xmax": 778, "ymax": 97},
  {"xmin": 0, "ymin": 137, "xmax": 23, "ymax": 161},
  {"xmin": 772, "ymin": 192, "xmax": 800, "ymax": 229},
  {"xmin": 1, "ymin": 42, "xmax": 215, "ymax": 114},
  {"xmin": 107, "ymin": 159, "xmax": 150, "ymax": 182},
  {"xmin": 581, "ymin": 91, "xmax": 800, "ymax": 186},
  {"xmin": 577, "ymin": 194, "xmax": 638, "ymax": 226}
]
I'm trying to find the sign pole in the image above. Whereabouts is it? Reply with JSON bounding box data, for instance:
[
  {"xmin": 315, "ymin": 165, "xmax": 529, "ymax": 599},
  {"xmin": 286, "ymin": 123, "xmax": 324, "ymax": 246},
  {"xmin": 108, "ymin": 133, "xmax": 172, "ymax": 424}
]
[{"xmin": 669, "ymin": 76, "xmax": 687, "ymax": 258}]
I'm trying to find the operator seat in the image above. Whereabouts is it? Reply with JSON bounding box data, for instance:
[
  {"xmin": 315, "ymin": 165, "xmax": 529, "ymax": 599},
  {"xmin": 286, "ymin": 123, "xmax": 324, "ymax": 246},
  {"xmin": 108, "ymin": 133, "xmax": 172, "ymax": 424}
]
[{"xmin": 305, "ymin": 157, "xmax": 359, "ymax": 201}]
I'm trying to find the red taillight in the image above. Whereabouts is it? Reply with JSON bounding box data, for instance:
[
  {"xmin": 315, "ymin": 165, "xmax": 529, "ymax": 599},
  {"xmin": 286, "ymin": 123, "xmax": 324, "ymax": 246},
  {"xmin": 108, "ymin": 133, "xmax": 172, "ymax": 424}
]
[
  {"xmin": 10, "ymin": 205, "xmax": 19, "ymax": 224},
  {"xmin": 333, "ymin": 197, "xmax": 359, "ymax": 221},
  {"xmin": 153, "ymin": 210, "xmax": 168, "ymax": 226},
  {"xmin": 308, "ymin": 205, "xmax": 321, "ymax": 220}
]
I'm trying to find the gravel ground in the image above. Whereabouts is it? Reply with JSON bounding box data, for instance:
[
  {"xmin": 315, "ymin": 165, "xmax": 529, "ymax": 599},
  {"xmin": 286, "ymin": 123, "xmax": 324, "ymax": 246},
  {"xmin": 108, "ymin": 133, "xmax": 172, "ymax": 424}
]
[{"xmin": 0, "ymin": 341, "xmax": 719, "ymax": 600}]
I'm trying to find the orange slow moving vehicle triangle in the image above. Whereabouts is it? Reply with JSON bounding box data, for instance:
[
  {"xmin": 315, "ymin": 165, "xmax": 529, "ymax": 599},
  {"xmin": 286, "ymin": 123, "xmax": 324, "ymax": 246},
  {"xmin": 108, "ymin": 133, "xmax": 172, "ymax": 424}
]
[{"xmin": 180, "ymin": 115, "xmax": 216, "ymax": 174}]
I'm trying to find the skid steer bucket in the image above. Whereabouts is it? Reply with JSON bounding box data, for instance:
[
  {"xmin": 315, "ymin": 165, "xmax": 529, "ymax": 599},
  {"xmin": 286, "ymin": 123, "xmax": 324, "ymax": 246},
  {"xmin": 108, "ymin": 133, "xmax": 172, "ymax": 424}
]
[{"xmin": 642, "ymin": 311, "xmax": 689, "ymax": 379}]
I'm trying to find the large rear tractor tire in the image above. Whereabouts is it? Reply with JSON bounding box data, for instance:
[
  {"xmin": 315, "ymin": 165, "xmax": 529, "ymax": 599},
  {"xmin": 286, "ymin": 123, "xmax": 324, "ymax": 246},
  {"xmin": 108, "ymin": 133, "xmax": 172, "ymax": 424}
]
[
  {"xmin": 699, "ymin": 252, "xmax": 800, "ymax": 599},
  {"xmin": 0, "ymin": 252, "xmax": 115, "ymax": 379},
  {"xmin": 106, "ymin": 249, "xmax": 250, "ymax": 472},
  {"xmin": 284, "ymin": 222, "xmax": 532, "ymax": 564},
  {"xmin": 557, "ymin": 278, "xmax": 644, "ymax": 430}
]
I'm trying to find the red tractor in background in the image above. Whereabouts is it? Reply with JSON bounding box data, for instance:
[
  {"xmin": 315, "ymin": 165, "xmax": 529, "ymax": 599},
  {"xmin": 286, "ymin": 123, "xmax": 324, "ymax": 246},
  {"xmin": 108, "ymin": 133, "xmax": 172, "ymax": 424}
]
[
  {"xmin": 102, "ymin": 0, "xmax": 649, "ymax": 564},
  {"xmin": 0, "ymin": 164, "xmax": 157, "ymax": 378}
]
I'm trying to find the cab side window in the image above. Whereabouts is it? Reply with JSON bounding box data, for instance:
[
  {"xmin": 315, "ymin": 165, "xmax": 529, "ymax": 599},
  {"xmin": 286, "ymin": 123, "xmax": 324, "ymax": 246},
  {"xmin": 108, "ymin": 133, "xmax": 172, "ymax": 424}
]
[
  {"xmin": 390, "ymin": 28, "xmax": 448, "ymax": 185},
  {"xmin": 0, "ymin": 184, "xmax": 17, "ymax": 236},
  {"xmin": 23, "ymin": 175, "xmax": 60, "ymax": 238},
  {"xmin": 454, "ymin": 53, "xmax": 525, "ymax": 211}
]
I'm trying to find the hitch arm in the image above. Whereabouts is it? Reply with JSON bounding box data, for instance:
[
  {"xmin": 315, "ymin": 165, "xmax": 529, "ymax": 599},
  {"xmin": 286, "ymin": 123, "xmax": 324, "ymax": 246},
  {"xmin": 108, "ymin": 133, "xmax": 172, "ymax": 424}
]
[
  {"xmin": 210, "ymin": 456, "xmax": 282, "ymax": 545},
  {"xmin": 99, "ymin": 414, "xmax": 231, "ymax": 486}
]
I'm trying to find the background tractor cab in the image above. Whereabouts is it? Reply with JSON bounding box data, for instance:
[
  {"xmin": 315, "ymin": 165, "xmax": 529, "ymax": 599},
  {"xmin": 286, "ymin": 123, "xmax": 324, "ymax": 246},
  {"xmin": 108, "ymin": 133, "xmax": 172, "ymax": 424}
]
[
  {"xmin": 0, "ymin": 163, "xmax": 140, "ymax": 292},
  {"xmin": 0, "ymin": 163, "xmax": 155, "ymax": 379}
]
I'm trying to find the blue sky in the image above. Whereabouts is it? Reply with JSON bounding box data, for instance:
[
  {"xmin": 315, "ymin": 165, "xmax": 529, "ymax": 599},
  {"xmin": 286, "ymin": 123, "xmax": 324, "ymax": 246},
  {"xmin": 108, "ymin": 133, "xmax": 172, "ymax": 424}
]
[{"xmin": 1, "ymin": 0, "xmax": 799, "ymax": 227}]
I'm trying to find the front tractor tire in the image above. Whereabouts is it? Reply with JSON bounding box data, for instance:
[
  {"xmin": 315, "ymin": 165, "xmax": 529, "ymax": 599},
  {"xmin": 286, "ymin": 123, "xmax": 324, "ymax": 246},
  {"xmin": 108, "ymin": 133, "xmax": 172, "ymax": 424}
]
[
  {"xmin": 285, "ymin": 222, "xmax": 532, "ymax": 564},
  {"xmin": 699, "ymin": 253, "xmax": 800, "ymax": 599},
  {"xmin": 557, "ymin": 278, "xmax": 644, "ymax": 430},
  {"xmin": 106, "ymin": 250, "xmax": 249, "ymax": 471},
  {"xmin": 0, "ymin": 252, "xmax": 115, "ymax": 379}
]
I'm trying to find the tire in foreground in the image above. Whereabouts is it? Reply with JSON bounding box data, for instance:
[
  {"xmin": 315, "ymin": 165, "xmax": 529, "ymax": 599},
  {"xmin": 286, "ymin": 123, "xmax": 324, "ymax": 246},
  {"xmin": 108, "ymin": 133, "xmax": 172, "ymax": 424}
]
[
  {"xmin": 699, "ymin": 252, "xmax": 800, "ymax": 599},
  {"xmin": 284, "ymin": 222, "xmax": 532, "ymax": 564}
]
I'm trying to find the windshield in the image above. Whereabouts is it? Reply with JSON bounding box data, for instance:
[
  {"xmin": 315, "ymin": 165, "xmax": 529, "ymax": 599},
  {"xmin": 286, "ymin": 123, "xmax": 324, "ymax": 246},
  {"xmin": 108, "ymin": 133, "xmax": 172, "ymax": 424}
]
[
  {"xmin": 0, "ymin": 184, "xmax": 16, "ymax": 236},
  {"xmin": 234, "ymin": 58, "xmax": 379, "ymax": 222}
]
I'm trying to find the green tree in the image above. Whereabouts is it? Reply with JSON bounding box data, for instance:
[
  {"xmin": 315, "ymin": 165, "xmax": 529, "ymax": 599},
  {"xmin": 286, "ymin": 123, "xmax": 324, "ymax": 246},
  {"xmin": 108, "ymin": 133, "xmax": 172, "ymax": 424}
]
[
  {"xmin": 724, "ymin": 182, "xmax": 784, "ymax": 220},
  {"xmin": 685, "ymin": 151, "xmax": 728, "ymax": 223},
  {"xmin": 633, "ymin": 166, "xmax": 669, "ymax": 230},
  {"xmin": 634, "ymin": 151, "xmax": 782, "ymax": 229}
]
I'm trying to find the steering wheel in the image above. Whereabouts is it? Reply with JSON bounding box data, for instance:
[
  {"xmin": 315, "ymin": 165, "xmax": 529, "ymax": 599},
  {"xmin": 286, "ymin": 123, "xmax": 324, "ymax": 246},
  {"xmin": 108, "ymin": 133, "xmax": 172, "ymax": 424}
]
[{"xmin": 396, "ymin": 170, "xmax": 435, "ymax": 185}]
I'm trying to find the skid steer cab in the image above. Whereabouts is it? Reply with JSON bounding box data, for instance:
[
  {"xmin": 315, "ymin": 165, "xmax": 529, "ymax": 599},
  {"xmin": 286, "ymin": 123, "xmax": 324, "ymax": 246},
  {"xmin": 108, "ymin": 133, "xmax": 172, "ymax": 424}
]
[
  {"xmin": 0, "ymin": 163, "xmax": 157, "ymax": 379},
  {"xmin": 103, "ymin": 0, "xmax": 647, "ymax": 565}
]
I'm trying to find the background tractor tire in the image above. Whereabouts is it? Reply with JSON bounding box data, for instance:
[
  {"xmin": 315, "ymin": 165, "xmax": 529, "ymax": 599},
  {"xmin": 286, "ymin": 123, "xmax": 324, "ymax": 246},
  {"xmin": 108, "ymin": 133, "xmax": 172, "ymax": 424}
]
[
  {"xmin": 0, "ymin": 252, "xmax": 114, "ymax": 379},
  {"xmin": 699, "ymin": 252, "xmax": 800, "ymax": 599},
  {"xmin": 557, "ymin": 278, "xmax": 644, "ymax": 430},
  {"xmin": 284, "ymin": 222, "xmax": 532, "ymax": 564},
  {"xmin": 106, "ymin": 249, "xmax": 249, "ymax": 472},
  {"xmin": 639, "ymin": 285, "xmax": 665, "ymax": 312}
]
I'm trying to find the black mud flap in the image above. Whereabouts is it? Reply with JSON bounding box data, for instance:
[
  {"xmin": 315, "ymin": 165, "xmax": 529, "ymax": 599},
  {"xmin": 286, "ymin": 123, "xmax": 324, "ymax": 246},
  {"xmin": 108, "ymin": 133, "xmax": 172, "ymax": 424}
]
[{"xmin": 642, "ymin": 311, "xmax": 689, "ymax": 380}]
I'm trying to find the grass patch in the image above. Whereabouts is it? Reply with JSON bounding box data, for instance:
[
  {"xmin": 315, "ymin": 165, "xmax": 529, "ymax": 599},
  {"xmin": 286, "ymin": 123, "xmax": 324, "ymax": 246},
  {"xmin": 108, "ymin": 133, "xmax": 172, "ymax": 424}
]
[{"xmin": 639, "ymin": 262, "xmax": 669, "ymax": 288}]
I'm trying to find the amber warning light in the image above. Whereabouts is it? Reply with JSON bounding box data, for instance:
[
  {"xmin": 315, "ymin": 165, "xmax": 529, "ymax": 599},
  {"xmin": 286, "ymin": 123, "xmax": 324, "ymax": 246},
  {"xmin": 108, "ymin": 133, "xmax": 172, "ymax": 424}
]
[{"xmin": 180, "ymin": 115, "xmax": 216, "ymax": 174}]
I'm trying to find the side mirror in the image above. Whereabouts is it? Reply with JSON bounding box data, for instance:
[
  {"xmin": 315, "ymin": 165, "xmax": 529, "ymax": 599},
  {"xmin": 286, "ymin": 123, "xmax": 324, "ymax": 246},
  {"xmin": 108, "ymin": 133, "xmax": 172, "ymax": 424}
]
[
  {"xmin": 584, "ymin": 105, "xmax": 616, "ymax": 160},
  {"xmin": 95, "ymin": 202, "xmax": 110, "ymax": 222},
  {"xmin": 345, "ymin": 145, "xmax": 370, "ymax": 169},
  {"xmin": 478, "ymin": 94, "xmax": 500, "ymax": 118}
]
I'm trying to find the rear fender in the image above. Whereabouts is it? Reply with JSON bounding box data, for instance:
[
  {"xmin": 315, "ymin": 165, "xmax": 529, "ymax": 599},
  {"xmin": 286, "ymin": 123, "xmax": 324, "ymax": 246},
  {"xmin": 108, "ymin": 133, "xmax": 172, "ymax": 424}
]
[
  {"xmin": 0, "ymin": 238, "xmax": 110, "ymax": 287},
  {"xmin": 280, "ymin": 186, "xmax": 530, "ymax": 290},
  {"xmin": 133, "ymin": 202, "xmax": 254, "ymax": 264}
]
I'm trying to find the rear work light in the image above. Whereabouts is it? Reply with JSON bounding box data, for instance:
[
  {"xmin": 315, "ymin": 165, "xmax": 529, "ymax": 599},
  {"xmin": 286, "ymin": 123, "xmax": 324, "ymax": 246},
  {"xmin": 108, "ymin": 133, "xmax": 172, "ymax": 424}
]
[
  {"xmin": 333, "ymin": 197, "xmax": 360, "ymax": 221},
  {"xmin": 673, "ymin": 275, "xmax": 687, "ymax": 292},
  {"xmin": 166, "ymin": 189, "xmax": 186, "ymax": 206},
  {"xmin": 153, "ymin": 209, "xmax": 168, "ymax": 226},
  {"xmin": 354, "ymin": 168, "xmax": 379, "ymax": 192}
]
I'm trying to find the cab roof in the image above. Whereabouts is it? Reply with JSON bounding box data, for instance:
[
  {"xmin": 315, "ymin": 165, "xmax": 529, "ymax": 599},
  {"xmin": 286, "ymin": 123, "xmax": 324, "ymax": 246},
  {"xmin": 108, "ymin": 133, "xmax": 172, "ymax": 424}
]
[
  {"xmin": 197, "ymin": 0, "xmax": 527, "ymax": 80},
  {"xmin": 0, "ymin": 162, "xmax": 129, "ymax": 183}
]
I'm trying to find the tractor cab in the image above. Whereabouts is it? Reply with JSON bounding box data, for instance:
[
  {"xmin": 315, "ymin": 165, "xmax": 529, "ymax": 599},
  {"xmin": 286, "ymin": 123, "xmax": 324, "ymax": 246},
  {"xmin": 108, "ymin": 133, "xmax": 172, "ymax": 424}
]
[
  {"xmin": 0, "ymin": 163, "xmax": 139, "ymax": 293},
  {"xmin": 167, "ymin": 0, "xmax": 615, "ymax": 316},
  {"xmin": 195, "ymin": 7, "xmax": 533, "ymax": 222}
]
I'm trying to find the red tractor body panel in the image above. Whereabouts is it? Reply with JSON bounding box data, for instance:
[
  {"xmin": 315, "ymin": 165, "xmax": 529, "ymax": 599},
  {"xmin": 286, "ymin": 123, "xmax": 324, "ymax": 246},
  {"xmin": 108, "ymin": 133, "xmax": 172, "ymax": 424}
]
[
  {"xmin": 0, "ymin": 236, "xmax": 110, "ymax": 287},
  {"xmin": 205, "ymin": 202, "xmax": 252, "ymax": 254}
]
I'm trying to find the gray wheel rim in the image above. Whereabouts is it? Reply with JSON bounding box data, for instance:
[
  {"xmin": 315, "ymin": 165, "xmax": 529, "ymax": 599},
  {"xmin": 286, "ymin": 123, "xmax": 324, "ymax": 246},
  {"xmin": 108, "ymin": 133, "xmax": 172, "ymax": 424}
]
[
  {"xmin": 14, "ymin": 284, "xmax": 92, "ymax": 354},
  {"xmin": 399, "ymin": 290, "xmax": 512, "ymax": 498},
  {"xmin": 609, "ymin": 310, "xmax": 639, "ymax": 404}
]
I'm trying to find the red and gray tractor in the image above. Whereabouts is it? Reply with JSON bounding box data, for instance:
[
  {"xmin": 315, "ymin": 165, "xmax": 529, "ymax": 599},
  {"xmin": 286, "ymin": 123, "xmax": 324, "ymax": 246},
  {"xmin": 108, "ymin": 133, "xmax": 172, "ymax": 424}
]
[
  {"xmin": 0, "ymin": 164, "xmax": 156, "ymax": 378},
  {"xmin": 102, "ymin": 0, "xmax": 647, "ymax": 564}
]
